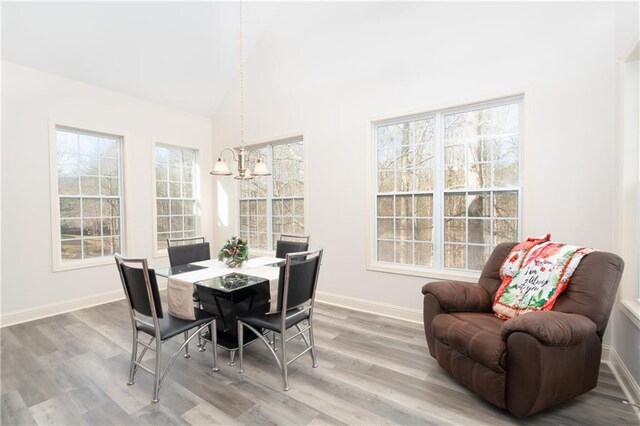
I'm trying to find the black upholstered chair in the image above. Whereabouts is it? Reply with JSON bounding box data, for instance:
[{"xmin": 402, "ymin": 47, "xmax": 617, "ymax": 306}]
[
  {"xmin": 115, "ymin": 254, "xmax": 218, "ymax": 403},
  {"xmin": 237, "ymin": 248, "xmax": 323, "ymax": 390},
  {"xmin": 275, "ymin": 234, "xmax": 310, "ymax": 259},
  {"xmin": 167, "ymin": 236, "xmax": 210, "ymax": 302},
  {"xmin": 167, "ymin": 236, "xmax": 210, "ymax": 266}
]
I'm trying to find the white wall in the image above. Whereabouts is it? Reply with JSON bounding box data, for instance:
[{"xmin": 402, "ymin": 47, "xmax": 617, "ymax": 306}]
[
  {"xmin": 212, "ymin": 2, "xmax": 619, "ymax": 312},
  {"xmin": 1, "ymin": 61, "xmax": 214, "ymax": 318}
]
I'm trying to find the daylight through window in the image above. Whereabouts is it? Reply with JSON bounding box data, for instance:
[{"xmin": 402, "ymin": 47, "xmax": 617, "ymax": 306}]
[
  {"xmin": 155, "ymin": 144, "xmax": 199, "ymax": 251},
  {"xmin": 239, "ymin": 138, "xmax": 305, "ymax": 250},
  {"xmin": 54, "ymin": 126, "xmax": 123, "ymax": 265},
  {"xmin": 374, "ymin": 97, "xmax": 522, "ymax": 272}
]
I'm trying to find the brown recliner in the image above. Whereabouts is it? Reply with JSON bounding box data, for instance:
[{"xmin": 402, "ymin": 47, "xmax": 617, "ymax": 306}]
[{"xmin": 422, "ymin": 242, "xmax": 624, "ymax": 418}]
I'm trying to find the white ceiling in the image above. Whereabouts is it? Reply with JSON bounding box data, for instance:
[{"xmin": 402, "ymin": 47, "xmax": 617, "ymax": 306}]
[{"xmin": 1, "ymin": 1, "xmax": 277, "ymax": 117}]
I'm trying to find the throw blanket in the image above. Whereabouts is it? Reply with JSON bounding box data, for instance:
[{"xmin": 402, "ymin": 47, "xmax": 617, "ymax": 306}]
[{"xmin": 493, "ymin": 234, "xmax": 595, "ymax": 319}]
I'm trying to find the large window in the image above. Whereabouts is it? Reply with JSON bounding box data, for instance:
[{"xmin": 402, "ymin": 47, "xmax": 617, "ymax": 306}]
[
  {"xmin": 239, "ymin": 137, "xmax": 305, "ymax": 250},
  {"xmin": 52, "ymin": 126, "xmax": 123, "ymax": 269},
  {"xmin": 154, "ymin": 144, "xmax": 199, "ymax": 251},
  {"xmin": 374, "ymin": 97, "xmax": 522, "ymax": 272}
]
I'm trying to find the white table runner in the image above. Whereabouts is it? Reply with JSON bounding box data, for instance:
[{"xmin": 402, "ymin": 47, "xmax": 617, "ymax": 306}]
[{"xmin": 167, "ymin": 257, "xmax": 283, "ymax": 320}]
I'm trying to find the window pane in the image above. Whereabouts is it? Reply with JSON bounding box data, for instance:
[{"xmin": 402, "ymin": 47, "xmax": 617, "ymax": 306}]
[
  {"xmin": 444, "ymin": 244, "xmax": 465, "ymax": 269},
  {"xmin": 82, "ymin": 199, "xmax": 101, "ymax": 217},
  {"xmin": 494, "ymin": 191, "xmax": 518, "ymax": 217},
  {"xmin": 101, "ymin": 217, "xmax": 119, "ymax": 236},
  {"xmin": 415, "ymin": 242, "xmax": 433, "ymax": 267},
  {"xmin": 377, "ymin": 240, "xmax": 394, "ymax": 262},
  {"xmin": 444, "ymin": 194, "xmax": 465, "ymax": 217},
  {"xmin": 444, "ymin": 219, "xmax": 466, "ymax": 242},
  {"xmin": 494, "ymin": 219, "xmax": 518, "ymax": 244},
  {"xmin": 61, "ymin": 240, "xmax": 82, "ymax": 260},
  {"xmin": 415, "ymin": 219, "xmax": 433, "ymax": 242},
  {"xmin": 395, "ymin": 195, "xmax": 413, "ymax": 217},
  {"xmin": 468, "ymin": 245, "xmax": 490, "ymax": 271},
  {"xmin": 468, "ymin": 219, "xmax": 490, "ymax": 244},
  {"xmin": 60, "ymin": 198, "xmax": 80, "ymax": 218},
  {"xmin": 394, "ymin": 241, "xmax": 413, "ymax": 264},
  {"xmin": 80, "ymin": 176, "xmax": 99, "ymax": 196},
  {"xmin": 60, "ymin": 219, "xmax": 81, "ymax": 239},
  {"xmin": 83, "ymin": 238, "xmax": 102, "ymax": 258},
  {"xmin": 58, "ymin": 176, "xmax": 79, "ymax": 195},
  {"xmin": 415, "ymin": 195, "xmax": 433, "ymax": 217}
]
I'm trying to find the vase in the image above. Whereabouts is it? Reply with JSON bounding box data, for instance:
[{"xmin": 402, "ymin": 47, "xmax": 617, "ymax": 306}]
[{"xmin": 225, "ymin": 258, "xmax": 245, "ymax": 268}]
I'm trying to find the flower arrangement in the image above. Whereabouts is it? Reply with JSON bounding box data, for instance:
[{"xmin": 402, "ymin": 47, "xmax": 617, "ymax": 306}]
[{"xmin": 218, "ymin": 236, "xmax": 249, "ymax": 268}]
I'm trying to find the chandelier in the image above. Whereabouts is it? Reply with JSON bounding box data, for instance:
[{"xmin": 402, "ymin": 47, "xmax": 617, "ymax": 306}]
[{"xmin": 210, "ymin": 0, "xmax": 270, "ymax": 180}]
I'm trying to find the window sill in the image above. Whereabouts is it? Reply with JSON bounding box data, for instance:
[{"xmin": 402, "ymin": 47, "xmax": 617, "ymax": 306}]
[
  {"xmin": 367, "ymin": 262, "xmax": 480, "ymax": 283},
  {"xmin": 619, "ymin": 298, "xmax": 640, "ymax": 330},
  {"xmin": 53, "ymin": 257, "xmax": 115, "ymax": 272}
]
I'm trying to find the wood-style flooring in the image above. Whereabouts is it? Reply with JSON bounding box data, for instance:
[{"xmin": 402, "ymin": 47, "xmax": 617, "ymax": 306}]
[{"xmin": 1, "ymin": 299, "xmax": 638, "ymax": 425}]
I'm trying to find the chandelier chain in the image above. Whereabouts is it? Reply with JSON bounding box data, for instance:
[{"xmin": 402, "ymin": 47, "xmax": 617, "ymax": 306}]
[{"xmin": 239, "ymin": 0, "xmax": 244, "ymax": 147}]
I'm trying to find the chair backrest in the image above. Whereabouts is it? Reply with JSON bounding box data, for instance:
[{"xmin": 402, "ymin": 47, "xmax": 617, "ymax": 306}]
[
  {"xmin": 275, "ymin": 235, "xmax": 310, "ymax": 259},
  {"xmin": 167, "ymin": 236, "xmax": 205, "ymax": 246},
  {"xmin": 480, "ymin": 242, "xmax": 624, "ymax": 338},
  {"xmin": 553, "ymin": 251, "xmax": 623, "ymax": 338},
  {"xmin": 115, "ymin": 254, "xmax": 163, "ymax": 319},
  {"xmin": 278, "ymin": 248, "xmax": 323, "ymax": 313},
  {"xmin": 167, "ymin": 241, "xmax": 210, "ymax": 267}
]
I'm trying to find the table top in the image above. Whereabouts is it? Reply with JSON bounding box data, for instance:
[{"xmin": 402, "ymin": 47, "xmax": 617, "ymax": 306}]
[{"xmin": 154, "ymin": 257, "xmax": 282, "ymax": 294}]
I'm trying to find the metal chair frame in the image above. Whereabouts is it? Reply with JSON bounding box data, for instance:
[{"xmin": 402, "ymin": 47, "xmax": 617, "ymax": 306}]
[
  {"xmin": 115, "ymin": 254, "xmax": 218, "ymax": 403},
  {"xmin": 167, "ymin": 236, "xmax": 206, "ymax": 247},
  {"xmin": 278, "ymin": 234, "xmax": 310, "ymax": 243},
  {"xmin": 237, "ymin": 248, "xmax": 323, "ymax": 391}
]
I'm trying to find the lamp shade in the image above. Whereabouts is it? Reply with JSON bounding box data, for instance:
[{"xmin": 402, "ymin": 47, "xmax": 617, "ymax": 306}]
[
  {"xmin": 251, "ymin": 158, "xmax": 271, "ymax": 176},
  {"xmin": 210, "ymin": 157, "xmax": 232, "ymax": 175}
]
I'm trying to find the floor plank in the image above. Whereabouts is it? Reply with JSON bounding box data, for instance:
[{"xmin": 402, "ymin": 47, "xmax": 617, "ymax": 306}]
[{"xmin": 0, "ymin": 299, "xmax": 638, "ymax": 425}]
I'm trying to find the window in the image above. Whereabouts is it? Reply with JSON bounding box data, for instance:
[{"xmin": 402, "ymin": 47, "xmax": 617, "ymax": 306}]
[
  {"xmin": 52, "ymin": 126, "xmax": 124, "ymax": 269},
  {"xmin": 374, "ymin": 97, "xmax": 522, "ymax": 272},
  {"xmin": 154, "ymin": 144, "xmax": 199, "ymax": 252},
  {"xmin": 239, "ymin": 137, "xmax": 305, "ymax": 250}
]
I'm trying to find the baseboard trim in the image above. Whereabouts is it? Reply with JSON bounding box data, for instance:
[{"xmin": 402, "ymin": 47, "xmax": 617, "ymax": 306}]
[
  {"xmin": 604, "ymin": 344, "xmax": 640, "ymax": 413},
  {"xmin": 316, "ymin": 290, "xmax": 422, "ymax": 324},
  {"xmin": 0, "ymin": 289, "xmax": 125, "ymax": 328}
]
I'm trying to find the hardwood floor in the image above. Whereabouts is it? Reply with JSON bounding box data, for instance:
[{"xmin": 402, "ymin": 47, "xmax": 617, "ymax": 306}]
[{"xmin": 1, "ymin": 299, "xmax": 638, "ymax": 425}]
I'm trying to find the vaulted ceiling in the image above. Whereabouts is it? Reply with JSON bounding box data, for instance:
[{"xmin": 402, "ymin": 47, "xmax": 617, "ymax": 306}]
[{"xmin": 1, "ymin": 1, "xmax": 278, "ymax": 116}]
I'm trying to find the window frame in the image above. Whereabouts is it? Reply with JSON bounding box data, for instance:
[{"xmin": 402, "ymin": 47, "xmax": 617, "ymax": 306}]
[
  {"xmin": 237, "ymin": 135, "xmax": 306, "ymax": 254},
  {"xmin": 618, "ymin": 42, "xmax": 640, "ymax": 328},
  {"xmin": 152, "ymin": 142, "xmax": 201, "ymax": 257},
  {"xmin": 49, "ymin": 120, "xmax": 127, "ymax": 272},
  {"xmin": 367, "ymin": 95, "xmax": 524, "ymax": 280}
]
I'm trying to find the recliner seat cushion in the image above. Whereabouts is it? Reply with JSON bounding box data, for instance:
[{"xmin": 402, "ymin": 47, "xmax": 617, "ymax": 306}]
[{"xmin": 432, "ymin": 312, "xmax": 506, "ymax": 373}]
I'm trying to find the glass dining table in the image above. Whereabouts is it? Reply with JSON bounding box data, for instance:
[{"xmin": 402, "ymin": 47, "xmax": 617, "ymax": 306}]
[{"xmin": 155, "ymin": 260, "xmax": 283, "ymax": 363}]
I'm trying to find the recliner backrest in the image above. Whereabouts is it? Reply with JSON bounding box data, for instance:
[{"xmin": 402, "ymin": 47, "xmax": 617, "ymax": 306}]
[
  {"xmin": 552, "ymin": 251, "xmax": 624, "ymax": 338},
  {"xmin": 478, "ymin": 242, "xmax": 517, "ymax": 300},
  {"xmin": 480, "ymin": 242, "xmax": 624, "ymax": 339}
]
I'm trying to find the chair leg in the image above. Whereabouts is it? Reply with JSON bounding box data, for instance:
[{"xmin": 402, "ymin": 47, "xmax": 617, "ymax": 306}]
[
  {"xmin": 152, "ymin": 338, "xmax": 162, "ymax": 403},
  {"xmin": 127, "ymin": 329, "xmax": 138, "ymax": 385},
  {"xmin": 281, "ymin": 330, "xmax": 289, "ymax": 391},
  {"xmin": 308, "ymin": 319, "xmax": 318, "ymax": 368},
  {"xmin": 184, "ymin": 331, "xmax": 191, "ymax": 358},
  {"xmin": 198, "ymin": 332, "xmax": 206, "ymax": 352},
  {"xmin": 212, "ymin": 321, "xmax": 219, "ymax": 372},
  {"xmin": 229, "ymin": 349, "xmax": 236, "ymax": 366},
  {"xmin": 238, "ymin": 321, "xmax": 244, "ymax": 373}
]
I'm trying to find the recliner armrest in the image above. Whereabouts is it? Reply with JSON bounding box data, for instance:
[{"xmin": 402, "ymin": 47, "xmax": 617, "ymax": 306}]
[
  {"xmin": 501, "ymin": 311, "xmax": 597, "ymax": 346},
  {"xmin": 421, "ymin": 281, "xmax": 492, "ymax": 313}
]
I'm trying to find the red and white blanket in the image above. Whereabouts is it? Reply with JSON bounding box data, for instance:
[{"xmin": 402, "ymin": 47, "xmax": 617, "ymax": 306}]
[{"xmin": 493, "ymin": 234, "xmax": 595, "ymax": 319}]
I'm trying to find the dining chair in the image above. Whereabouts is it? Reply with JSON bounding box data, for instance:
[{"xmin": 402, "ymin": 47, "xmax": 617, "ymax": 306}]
[
  {"xmin": 114, "ymin": 254, "xmax": 218, "ymax": 403},
  {"xmin": 167, "ymin": 236, "xmax": 210, "ymax": 266},
  {"xmin": 237, "ymin": 248, "xmax": 323, "ymax": 391},
  {"xmin": 275, "ymin": 234, "xmax": 310, "ymax": 259}
]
